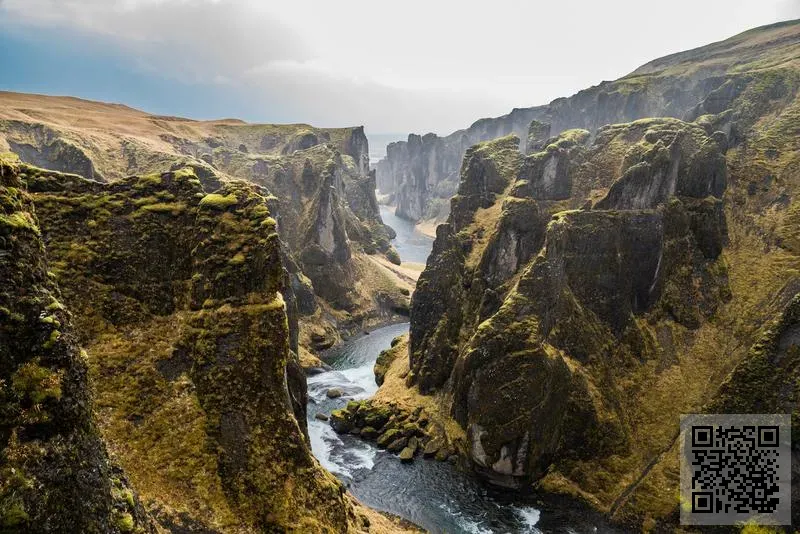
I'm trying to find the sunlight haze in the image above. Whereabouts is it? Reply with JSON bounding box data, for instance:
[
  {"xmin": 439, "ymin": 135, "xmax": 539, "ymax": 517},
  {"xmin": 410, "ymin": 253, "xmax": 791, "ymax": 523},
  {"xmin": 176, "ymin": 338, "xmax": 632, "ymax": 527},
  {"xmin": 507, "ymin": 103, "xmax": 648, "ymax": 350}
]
[{"xmin": 1, "ymin": 0, "xmax": 798, "ymax": 134}]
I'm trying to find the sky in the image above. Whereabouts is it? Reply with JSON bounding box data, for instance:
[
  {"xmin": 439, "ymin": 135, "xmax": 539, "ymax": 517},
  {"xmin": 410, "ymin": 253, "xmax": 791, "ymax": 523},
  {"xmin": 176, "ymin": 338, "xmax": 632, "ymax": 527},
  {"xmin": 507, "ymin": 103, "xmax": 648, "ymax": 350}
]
[{"xmin": 1, "ymin": 0, "xmax": 799, "ymax": 136}]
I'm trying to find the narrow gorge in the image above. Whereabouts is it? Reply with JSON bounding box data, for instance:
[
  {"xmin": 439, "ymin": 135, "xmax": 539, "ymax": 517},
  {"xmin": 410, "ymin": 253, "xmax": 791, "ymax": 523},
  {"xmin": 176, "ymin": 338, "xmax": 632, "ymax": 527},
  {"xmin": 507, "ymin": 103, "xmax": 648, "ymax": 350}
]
[
  {"xmin": 362, "ymin": 18, "xmax": 800, "ymax": 532},
  {"xmin": 1, "ymin": 14, "xmax": 800, "ymax": 534}
]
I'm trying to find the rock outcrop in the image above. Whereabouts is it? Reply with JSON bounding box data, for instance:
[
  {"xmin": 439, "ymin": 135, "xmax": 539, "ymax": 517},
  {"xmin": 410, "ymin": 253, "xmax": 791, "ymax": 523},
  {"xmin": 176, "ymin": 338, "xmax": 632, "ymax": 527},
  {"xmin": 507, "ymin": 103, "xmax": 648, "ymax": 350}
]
[
  {"xmin": 1, "ymin": 157, "xmax": 368, "ymax": 532},
  {"xmin": 0, "ymin": 93, "xmax": 408, "ymax": 351},
  {"xmin": 376, "ymin": 20, "xmax": 800, "ymax": 226},
  {"xmin": 0, "ymin": 155, "xmax": 154, "ymax": 532},
  {"xmin": 407, "ymin": 39, "xmax": 800, "ymax": 526}
]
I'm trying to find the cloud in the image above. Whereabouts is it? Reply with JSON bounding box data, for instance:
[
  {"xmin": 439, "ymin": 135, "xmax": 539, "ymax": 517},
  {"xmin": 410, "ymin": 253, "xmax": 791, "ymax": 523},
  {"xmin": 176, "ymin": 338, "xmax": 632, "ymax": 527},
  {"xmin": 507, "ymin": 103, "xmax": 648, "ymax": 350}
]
[
  {"xmin": 0, "ymin": 0, "xmax": 310, "ymax": 81},
  {"xmin": 1, "ymin": 0, "xmax": 798, "ymax": 134},
  {"xmin": 777, "ymin": 0, "xmax": 800, "ymax": 18}
]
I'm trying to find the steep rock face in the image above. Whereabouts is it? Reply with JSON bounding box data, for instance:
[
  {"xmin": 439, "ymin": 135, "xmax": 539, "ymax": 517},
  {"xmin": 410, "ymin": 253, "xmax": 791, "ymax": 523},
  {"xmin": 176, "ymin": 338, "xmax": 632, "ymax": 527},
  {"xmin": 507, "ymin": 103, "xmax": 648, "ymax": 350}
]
[
  {"xmin": 0, "ymin": 93, "xmax": 407, "ymax": 343},
  {"xmin": 376, "ymin": 109, "xmax": 539, "ymax": 222},
  {"xmin": 19, "ymin": 163, "xmax": 359, "ymax": 531},
  {"xmin": 377, "ymin": 20, "xmax": 800, "ymax": 223},
  {"xmin": 211, "ymin": 143, "xmax": 398, "ymax": 314},
  {"xmin": 0, "ymin": 155, "xmax": 153, "ymax": 532},
  {"xmin": 408, "ymin": 31, "xmax": 800, "ymax": 526},
  {"xmin": 409, "ymin": 118, "xmax": 733, "ymax": 500}
]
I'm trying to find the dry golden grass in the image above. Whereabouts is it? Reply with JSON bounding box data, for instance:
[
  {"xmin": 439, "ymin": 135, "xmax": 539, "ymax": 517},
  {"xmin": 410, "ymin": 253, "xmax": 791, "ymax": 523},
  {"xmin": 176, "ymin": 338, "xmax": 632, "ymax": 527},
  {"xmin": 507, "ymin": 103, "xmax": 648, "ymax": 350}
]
[
  {"xmin": 367, "ymin": 255, "xmax": 420, "ymax": 287},
  {"xmin": 0, "ymin": 90, "xmax": 360, "ymax": 181}
]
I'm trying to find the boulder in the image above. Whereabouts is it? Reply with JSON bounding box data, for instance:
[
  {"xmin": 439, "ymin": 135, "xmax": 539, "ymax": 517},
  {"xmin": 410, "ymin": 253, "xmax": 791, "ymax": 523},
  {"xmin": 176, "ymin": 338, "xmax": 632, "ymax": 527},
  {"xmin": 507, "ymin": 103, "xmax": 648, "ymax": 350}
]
[
  {"xmin": 423, "ymin": 440, "xmax": 441, "ymax": 458},
  {"xmin": 329, "ymin": 409, "xmax": 352, "ymax": 434},
  {"xmin": 399, "ymin": 447, "xmax": 415, "ymax": 462},
  {"xmin": 360, "ymin": 426, "xmax": 379, "ymax": 440},
  {"xmin": 376, "ymin": 428, "xmax": 401, "ymax": 448},
  {"xmin": 387, "ymin": 437, "xmax": 408, "ymax": 453},
  {"xmin": 326, "ymin": 388, "xmax": 343, "ymax": 399}
]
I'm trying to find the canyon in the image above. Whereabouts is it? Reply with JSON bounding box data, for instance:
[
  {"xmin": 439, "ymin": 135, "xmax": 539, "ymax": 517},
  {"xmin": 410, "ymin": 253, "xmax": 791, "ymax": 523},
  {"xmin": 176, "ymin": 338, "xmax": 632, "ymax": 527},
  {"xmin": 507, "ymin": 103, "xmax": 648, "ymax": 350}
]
[
  {"xmin": 1, "ymin": 16, "xmax": 800, "ymax": 534},
  {"xmin": 369, "ymin": 18, "xmax": 800, "ymax": 531}
]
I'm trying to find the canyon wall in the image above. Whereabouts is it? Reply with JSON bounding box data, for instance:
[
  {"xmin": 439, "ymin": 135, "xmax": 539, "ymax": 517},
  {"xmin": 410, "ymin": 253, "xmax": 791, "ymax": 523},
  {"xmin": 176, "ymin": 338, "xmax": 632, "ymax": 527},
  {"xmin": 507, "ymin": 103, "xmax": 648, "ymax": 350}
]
[
  {"xmin": 376, "ymin": 20, "xmax": 800, "ymax": 225},
  {"xmin": 0, "ymin": 96, "xmax": 409, "ymax": 348},
  {"xmin": 408, "ymin": 20, "xmax": 800, "ymax": 528},
  {"xmin": 1, "ymin": 156, "xmax": 373, "ymax": 531},
  {"xmin": 0, "ymin": 155, "xmax": 156, "ymax": 533}
]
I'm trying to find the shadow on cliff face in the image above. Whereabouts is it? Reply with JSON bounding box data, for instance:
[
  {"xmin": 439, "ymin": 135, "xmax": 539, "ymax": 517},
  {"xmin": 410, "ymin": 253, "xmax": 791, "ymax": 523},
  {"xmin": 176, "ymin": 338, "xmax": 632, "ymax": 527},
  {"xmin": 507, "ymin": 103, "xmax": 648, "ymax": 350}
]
[{"xmin": 2, "ymin": 159, "xmax": 361, "ymax": 531}]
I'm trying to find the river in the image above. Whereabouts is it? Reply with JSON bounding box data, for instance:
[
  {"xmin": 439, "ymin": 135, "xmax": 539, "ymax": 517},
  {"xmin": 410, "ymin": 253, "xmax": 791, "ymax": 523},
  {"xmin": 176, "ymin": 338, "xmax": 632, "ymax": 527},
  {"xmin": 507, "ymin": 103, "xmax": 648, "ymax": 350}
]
[{"xmin": 306, "ymin": 206, "xmax": 614, "ymax": 533}]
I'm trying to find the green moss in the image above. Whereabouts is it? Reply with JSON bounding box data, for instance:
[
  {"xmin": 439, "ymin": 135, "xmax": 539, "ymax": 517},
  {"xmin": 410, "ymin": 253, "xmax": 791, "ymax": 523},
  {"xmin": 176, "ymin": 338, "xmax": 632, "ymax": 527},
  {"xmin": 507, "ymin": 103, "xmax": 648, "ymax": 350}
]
[
  {"xmin": 172, "ymin": 167, "xmax": 197, "ymax": 180},
  {"xmin": 229, "ymin": 252, "xmax": 247, "ymax": 265},
  {"xmin": 114, "ymin": 512, "xmax": 135, "ymax": 532},
  {"xmin": 133, "ymin": 173, "xmax": 163, "ymax": 190},
  {"xmin": 199, "ymin": 193, "xmax": 238, "ymax": 210},
  {"xmin": 0, "ymin": 501, "xmax": 28, "ymax": 528},
  {"xmin": 40, "ymin": 315, "xmax": 61, "ymax": 328},
  {"xmin": 46, "ymin": 299, "xmax": 65, "ymax": 312},
  {"xmin": 0, "ymin": 211, "xmax": 40, "ymax": 235},
  {"xmin": 139, "ymin": 202, "xmax": 186, "ymax": 215},
  {"xmin": 376, "ymin": 428, "xmax": 402, "ymax": 448},
  {"xmin": 11, "ymin": 361, "xmax": 62, "ymax": 404},
  {"xmin": 374, "ymin": 349, "xmax": 397, "ymax": 386},
  {"xmin": 0, "ymin": 306, "xmax": 24, "ymax": 322},
  {"xmin": 43, "ymin": 329, "xmax": 61, "ymax": 350}
]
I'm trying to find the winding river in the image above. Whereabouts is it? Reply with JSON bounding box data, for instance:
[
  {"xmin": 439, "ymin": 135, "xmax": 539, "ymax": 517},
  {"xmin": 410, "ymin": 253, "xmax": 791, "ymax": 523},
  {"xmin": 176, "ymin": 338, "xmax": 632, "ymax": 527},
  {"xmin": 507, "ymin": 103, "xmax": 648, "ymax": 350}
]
[{"xmin": 306, "ymin": 206, "xmax": 613, "ymax": 533}]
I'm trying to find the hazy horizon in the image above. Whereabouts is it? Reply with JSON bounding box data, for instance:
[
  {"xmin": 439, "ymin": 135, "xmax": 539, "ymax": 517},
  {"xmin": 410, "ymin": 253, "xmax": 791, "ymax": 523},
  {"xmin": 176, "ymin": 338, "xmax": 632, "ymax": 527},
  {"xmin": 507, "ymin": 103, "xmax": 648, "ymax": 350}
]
[{"xmin": 1, "ymin": 1, "xmax": 799, "ymax": 137}]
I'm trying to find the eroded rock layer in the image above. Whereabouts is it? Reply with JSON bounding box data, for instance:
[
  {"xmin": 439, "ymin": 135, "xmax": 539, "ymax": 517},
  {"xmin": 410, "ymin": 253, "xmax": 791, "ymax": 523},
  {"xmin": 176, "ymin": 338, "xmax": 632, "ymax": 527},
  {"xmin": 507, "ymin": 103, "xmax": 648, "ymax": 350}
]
[
  {"xmin": 377, "ymin": 20, "xmax": 800, "ymax": 226},
  {"xmin": 0, "ymin": 96, "xmax": 407, "ymax": 349},
  {"xmin": 2, "ymin": 157, "xmax": 365, "ymax": 532},
  {"xmin": 408, "ymin": 46, "xmax": 800, "ymax": 527},
  {"xmin": 0, "ymin": 156, "xmax": 154, "ymax": 532}
]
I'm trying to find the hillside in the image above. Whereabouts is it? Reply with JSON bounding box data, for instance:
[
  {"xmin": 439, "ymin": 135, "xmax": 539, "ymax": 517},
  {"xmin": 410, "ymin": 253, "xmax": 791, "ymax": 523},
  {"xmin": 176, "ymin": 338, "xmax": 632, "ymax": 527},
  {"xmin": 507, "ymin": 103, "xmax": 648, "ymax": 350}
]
[
  {"xmin": 376, "ymin": 19, "xmax": 800, "ymax": 227},
  {"xmin": 0, "ymin": 154, "xmax": 421, "ymax": 532},
  {"xmin": 364, "ymin": 19, "xmax": 800, "ymax": 530},
  {"xmin": 0, "ymin": 91, "xmax": 411, "ymax": 354}
]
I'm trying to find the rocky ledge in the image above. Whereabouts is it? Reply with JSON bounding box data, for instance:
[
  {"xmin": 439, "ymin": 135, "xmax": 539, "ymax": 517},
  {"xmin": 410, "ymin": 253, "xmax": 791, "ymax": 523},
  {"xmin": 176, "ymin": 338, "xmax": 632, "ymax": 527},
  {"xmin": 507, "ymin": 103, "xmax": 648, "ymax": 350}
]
[
  {"xmin": 404, "ymin": 59, "xmax": 800, "ymax": 527},
  {"xmin": 1, "ymin": 154, "xmax": 396, "ymax": 532}
]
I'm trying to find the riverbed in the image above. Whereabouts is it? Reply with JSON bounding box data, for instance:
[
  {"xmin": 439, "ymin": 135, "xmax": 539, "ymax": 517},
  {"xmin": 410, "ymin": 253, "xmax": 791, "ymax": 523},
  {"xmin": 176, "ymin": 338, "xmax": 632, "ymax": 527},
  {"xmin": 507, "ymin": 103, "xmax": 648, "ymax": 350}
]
[{"xmin": 305, "ymin": 206, "xmax": 614, "ymax": 533}]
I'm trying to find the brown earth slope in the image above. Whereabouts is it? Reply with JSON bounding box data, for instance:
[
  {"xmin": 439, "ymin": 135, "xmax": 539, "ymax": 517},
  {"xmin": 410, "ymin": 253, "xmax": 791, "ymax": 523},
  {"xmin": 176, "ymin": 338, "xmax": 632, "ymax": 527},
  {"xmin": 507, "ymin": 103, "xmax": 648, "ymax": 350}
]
[{"xmin": 0, "ymin": 91, "xmax": 411, "ymax": 355}]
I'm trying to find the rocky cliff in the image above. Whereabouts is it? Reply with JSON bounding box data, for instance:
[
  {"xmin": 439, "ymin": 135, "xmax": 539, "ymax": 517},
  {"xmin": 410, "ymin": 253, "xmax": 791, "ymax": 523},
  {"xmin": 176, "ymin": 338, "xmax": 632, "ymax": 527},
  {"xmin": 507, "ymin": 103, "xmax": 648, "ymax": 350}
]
[
  {"xmin": 0, "ymin": 94, "xmax": 408, "ymax": 350},
  {"xmin": 376, "ymin": 20, "xmax": 800, "ymax": 226},
  {"xmin": 0, "ymin": 155, "xmax": 154, "ymax": 532},
  {"xmin": 0, "ymin": 155, "xmax": 381, "ymax": 532},
  {"xmin": 406, "ymin": 30, "xmax": 800, "ymax": 527}
]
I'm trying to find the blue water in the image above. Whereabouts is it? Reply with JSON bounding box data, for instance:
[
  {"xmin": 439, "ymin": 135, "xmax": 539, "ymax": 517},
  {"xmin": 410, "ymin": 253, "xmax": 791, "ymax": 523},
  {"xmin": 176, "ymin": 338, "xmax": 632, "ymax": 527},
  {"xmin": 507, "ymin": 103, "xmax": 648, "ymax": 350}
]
[
  {"xmin": 380, "ymin": 205, "xmax": 434, "ymax": 265},
  {"xmin": 306, "ymin": 207, "xmax": 615, "ymax": 533}
]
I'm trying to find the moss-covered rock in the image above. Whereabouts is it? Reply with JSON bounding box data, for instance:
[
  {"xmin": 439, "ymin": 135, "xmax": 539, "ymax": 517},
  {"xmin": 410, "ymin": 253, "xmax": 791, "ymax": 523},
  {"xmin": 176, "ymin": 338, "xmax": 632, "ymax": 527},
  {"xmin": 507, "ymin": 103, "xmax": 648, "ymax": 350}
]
[
  {"xmin": 376, "ymin": 428, "xmax": 402, "ymax": 449},
  {"xmin": 385, "ymin": 246, "xmax": 402, "ymax": 265},
  {"xmin": 16, "ymin": 161, "xmax": 359, "ymax": 532},
  {"xmin": 0, "ymin": 154, "xmax": 154, "ymax": 533},
  {"xmin": 398, "ymin": 447, "xmax": 414, "ymax": 462},
  {"xmin": 407, "ymin": 83, "xmax": 800, "ymax": 527},
  {"xmin": 374, "ymin": 348, "xmax": 397, "ymax": 386}
]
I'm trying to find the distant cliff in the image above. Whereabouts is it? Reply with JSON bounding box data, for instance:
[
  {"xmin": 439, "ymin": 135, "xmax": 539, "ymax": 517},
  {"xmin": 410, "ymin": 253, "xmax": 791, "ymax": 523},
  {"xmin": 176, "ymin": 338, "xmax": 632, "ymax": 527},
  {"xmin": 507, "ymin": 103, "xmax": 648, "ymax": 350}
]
[
  {"xmin": 376, "ymin": 20, "xmax": 800, "ymax": 224},
  {"xmin": 406, "ymin": 19, "xmax": 800, "ymax": 529},
  {"xmin": 0, "ymin": 94, "xmax": 409, "ymax": 349}
]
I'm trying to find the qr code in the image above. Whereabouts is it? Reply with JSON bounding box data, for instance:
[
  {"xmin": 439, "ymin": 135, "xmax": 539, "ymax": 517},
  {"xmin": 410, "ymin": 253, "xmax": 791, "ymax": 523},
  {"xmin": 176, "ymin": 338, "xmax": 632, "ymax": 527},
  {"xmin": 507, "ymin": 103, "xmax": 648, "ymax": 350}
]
[{"xmin": 680, "ymin": 414, "xmax": 791, "ymax": 525}]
